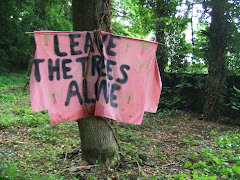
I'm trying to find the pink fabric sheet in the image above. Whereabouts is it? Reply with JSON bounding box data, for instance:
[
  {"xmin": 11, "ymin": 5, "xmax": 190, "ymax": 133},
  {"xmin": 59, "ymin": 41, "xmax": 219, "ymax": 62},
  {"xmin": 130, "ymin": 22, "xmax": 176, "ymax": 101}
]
[{"xmin": 30, "ymin": 31, "xmax": 162, "ymax": 125}]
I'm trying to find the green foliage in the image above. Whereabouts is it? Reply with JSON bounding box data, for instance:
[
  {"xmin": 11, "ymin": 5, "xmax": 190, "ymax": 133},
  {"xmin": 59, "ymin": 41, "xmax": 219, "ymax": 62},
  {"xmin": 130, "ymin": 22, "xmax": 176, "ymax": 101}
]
[
  {"xmin": 112, "ymin": 0, "xmax": 240, "ymax": 75},
  {"xmin": 176, "ymin": 133, "xmax": 240, "ymax": 179},
  {"xmin": 227, "ymin": 85, "xmax": 240, "ymax": 111},
  {"xmin": 112, "ymin": 0, "xmax": 155, "ymax": 38},
  {"xmin": 0, "ymin": 155, "xmax": 28, "ymax": 180},
  {"xmin": 159, "ymin": 73, "xmax": 207, "ymax": 110},
  {"xmin": 234, "ymin": 86, "xmax": 240, "ymax": 93},
  {"xmin": 0, "ymin": 1, "xmax": 27, "ymax": 72},
  {"xmin": 112, "ymin": 0, "xmax": 192, "ymax": 73},
  {"xmin": 111, "ymin": 21, "xmax": 138, "ymax": 37},
  {"xmin": 0, "ymin": 0, "xmax": 72, "ymax": 73},
  {"xmin": 184, "ymin": 161, "xmax": 192, "ymax": 168},
  {"xmin": 193, "ymin": 0, "xmax": 240, "ymax": 75}
]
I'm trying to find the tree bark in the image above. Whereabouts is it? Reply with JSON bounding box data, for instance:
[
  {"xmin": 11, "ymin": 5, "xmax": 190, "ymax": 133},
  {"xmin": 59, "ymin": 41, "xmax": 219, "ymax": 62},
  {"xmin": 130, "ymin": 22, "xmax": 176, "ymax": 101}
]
[
  {"xmin": 72, "ymin": 0, "xmax": 112, "ymax": 32},
  {"xmin": 72, "ymin": 0, "xmax": 119, "ymax": 165},
  {"xmin": 204, "ymin": 0, "xmax": 227, "ymax": 122}
]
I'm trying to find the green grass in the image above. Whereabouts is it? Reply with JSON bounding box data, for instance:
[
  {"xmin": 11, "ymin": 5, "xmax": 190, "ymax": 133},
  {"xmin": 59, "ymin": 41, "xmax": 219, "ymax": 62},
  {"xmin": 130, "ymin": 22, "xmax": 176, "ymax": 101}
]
[
  {"xmin": 0, "ymin": 72, "xmax": 79, "ymax": 179},
  {"xmin": 0, "ymin": 72, "xmax": 240, "ymax": 179}
]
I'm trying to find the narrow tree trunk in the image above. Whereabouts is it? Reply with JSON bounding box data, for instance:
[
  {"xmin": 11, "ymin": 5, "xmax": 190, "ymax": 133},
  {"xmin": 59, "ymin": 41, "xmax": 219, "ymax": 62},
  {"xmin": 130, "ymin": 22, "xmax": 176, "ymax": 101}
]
[
  {"xmin": 24, "ymin": 0, "xmax": 47, "ymax": 91},
  {"xmin": 72, "ymin": 0, "xmax": 119, "ymax": 165},
  {"xmin": 204, "ymin": 0, "xmax": 227, "ymax": 122},
  {"xmin": 23, "ymin": 39, "xmax": 35, "ymax": 91},
  {"xmin": 156, "ymin": 0, "xmax": 167, "ymax": 81},
  {"xmin": 191, "ymin": 3, "xmax": 195, "ymax": 54}
]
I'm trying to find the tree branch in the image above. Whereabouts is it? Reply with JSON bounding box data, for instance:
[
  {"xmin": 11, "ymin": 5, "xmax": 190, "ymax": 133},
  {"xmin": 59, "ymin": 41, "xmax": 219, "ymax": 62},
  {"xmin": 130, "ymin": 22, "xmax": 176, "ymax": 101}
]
[{"xmin": 201, "ymin": 30, "xmax": 211, "ymax": 37}]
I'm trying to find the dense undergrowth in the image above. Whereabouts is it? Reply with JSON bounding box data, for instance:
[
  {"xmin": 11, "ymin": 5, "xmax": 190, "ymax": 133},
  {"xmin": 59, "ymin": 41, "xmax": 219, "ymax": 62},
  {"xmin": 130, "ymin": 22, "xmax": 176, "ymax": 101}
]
[{"xmin": 0, "ymin": 72, "xmax": 239, "ymax": 179}]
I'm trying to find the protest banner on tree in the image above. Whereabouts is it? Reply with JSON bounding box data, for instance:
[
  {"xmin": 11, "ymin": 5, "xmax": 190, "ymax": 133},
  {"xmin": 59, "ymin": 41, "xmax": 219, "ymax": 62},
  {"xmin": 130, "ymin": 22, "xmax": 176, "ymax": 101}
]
[{"xmin": 30, "ymin": 31, "xmax": 162, "ymax": 125}]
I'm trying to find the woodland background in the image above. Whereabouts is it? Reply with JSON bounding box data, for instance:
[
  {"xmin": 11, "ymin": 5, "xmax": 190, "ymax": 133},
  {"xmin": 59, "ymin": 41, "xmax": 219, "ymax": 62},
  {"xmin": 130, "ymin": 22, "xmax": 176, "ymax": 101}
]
[{"xmin": 0, "ymin": 0, "xmax": 240, "ymax": 179}]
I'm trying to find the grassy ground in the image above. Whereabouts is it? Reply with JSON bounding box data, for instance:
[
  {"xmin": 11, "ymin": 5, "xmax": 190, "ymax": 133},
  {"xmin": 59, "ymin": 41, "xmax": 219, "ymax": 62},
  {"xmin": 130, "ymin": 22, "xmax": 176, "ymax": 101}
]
[{"xmin": 0, "ymin": 72, "xmax": 239, "ymax": 180}]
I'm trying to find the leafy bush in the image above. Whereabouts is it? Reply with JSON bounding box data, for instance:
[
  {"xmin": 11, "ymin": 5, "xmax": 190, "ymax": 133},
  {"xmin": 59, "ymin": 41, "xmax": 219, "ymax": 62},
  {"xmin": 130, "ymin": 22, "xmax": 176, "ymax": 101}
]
[{"xmin": 227, "ymin": 85, "xmax": 240, "ymax": 111}]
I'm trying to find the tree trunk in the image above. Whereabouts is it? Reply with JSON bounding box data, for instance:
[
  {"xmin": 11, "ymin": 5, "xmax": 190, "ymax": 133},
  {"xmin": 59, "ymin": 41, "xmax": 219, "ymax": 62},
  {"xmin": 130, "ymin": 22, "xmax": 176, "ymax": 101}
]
[
  {"xmin": 156, "ymin": 0, "xmax": 167, "ymax": 81},
  {"xmin": 204, "ymin": 0, "xmax": 227, "ymax": 122},
  {"xmin": 72, "ymin": 0, "xmax": 119, "ymax": 165}
]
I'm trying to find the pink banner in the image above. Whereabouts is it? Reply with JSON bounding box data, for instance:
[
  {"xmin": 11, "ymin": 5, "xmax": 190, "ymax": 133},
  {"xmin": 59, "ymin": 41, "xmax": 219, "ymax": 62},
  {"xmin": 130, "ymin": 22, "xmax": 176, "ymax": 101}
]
[{"xmin": 30, "ymin": 31, "xmax": 162, "ymax": 125}]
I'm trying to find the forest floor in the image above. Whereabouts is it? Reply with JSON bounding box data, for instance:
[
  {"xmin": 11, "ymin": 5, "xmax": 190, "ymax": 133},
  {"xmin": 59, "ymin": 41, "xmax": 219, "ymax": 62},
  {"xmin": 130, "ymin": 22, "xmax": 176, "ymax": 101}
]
[{"xmin": 0, "ymin": 73, "xmax": 240, "ymax": 180}]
